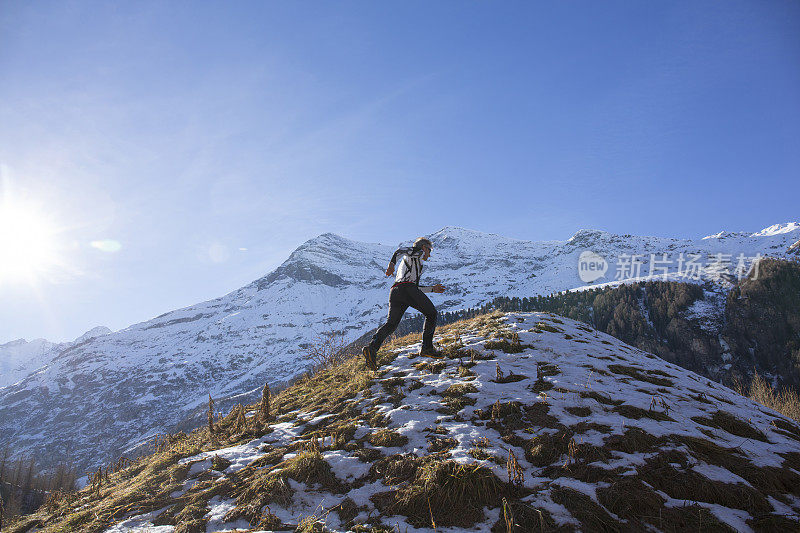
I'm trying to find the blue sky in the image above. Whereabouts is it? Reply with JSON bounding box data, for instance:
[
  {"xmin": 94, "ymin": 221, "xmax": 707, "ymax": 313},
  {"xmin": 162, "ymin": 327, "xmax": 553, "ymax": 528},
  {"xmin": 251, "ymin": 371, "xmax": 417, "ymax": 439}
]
[{"xmin": 0, "ymin": 0, "xmax": 798, "ymax": 343}]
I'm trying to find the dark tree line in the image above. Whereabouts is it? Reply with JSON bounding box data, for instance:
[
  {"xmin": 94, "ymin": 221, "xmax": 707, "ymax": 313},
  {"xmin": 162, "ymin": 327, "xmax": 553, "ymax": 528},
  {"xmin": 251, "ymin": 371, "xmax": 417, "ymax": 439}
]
[
  {"xmin": 396, "ymin": 281, "xmax": 705, "ymax": 358},
  {"xmin": 0, "ymin": 447, "xmax": 78, "ymax": 528}
]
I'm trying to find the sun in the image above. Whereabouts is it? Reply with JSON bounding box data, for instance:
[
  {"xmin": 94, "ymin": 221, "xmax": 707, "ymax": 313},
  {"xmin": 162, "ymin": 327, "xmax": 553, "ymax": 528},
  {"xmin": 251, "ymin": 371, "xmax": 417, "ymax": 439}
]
[{"xmin": 0, "ymin": 199, "xmax": 60, "ymax": 285}]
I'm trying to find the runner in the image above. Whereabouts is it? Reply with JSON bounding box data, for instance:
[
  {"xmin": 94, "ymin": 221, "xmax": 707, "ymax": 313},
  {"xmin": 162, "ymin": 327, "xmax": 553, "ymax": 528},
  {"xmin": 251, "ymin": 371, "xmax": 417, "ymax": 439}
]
[{"xmin": 363, "ymin": 237, "xmax": 445, "ymax": 370}]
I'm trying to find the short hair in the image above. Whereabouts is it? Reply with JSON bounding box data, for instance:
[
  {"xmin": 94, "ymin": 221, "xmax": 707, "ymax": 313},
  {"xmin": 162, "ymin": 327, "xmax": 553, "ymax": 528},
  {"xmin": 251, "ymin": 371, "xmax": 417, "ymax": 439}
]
[{"xmin": 414, "ymin": 237, "xmax": 433, "ymax": 249}]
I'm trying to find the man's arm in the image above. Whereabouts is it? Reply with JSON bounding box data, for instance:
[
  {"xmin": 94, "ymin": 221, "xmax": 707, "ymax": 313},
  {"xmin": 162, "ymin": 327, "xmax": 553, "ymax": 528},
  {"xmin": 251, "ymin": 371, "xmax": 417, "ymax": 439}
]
[
  {"xmin": 385, "ymin": 247, "xmax": 409, "ymax": 277},
  {"xmin": 420, "ymin": 284, "xmax": 446, "ymax": 293}
]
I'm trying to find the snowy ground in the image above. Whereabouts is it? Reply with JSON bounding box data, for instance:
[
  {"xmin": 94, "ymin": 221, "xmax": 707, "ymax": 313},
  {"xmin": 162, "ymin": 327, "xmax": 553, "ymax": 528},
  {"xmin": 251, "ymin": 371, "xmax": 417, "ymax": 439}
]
[{"xmin": 101, "ymin": 312, "xmax": 800, "ymax": 533}]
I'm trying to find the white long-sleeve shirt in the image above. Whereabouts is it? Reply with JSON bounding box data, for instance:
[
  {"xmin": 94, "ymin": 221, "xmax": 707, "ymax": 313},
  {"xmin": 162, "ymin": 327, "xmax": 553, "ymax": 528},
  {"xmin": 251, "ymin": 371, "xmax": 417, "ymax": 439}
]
[{"xmin": 388, "ymin": 247, "xmax": 435, "ymax": 293}]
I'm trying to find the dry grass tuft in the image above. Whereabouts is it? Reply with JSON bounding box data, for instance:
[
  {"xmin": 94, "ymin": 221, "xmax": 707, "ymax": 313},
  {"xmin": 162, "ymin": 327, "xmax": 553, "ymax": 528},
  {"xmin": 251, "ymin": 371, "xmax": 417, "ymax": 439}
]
[
  {"xmin": 530, "ymin": 322, "xmax": 563, "ymax": 334},
  {"xmin": 484, "ymin": 338, "xmax": 528, "ymax": 354},
  {"xmin": 224, "ymin": 470, "xmax": 293, "ymax": 525},
  {"xmin": 369, "ymin": 454, "xmax": 421, "ymax": 485},
  {"xmin": 368, "ymin": 428, "xmax": 409, "ymax": 448},
  {"xmin": 280, "ymin": 450, "xmax": 343, "ymax": 493},
  {"xmin": 383, "ymin": 460, "xmax": 504, "ymax": 528},
  {"xmin": 413, "ymin": 359, "xmax": 447, "ymax": 374},
  {"xmin": 526, "ymin": 429, "xmax": 574, "ymax": 467},
  {"xmin": 735, "ymin": 371, "xmax": 800, "ymax": 422},
  {"xmin": 439, "ymin": 382, "xmax": 479, "ymax": 413},
  {"xmin": 506, "ymin": 450, "xmax": 524, "ymax": 487}
]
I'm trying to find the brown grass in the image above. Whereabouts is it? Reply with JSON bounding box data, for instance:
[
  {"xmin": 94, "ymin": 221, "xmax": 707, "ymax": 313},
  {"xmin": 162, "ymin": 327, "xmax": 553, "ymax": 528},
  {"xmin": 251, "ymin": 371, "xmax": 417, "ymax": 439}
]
[
  {"xmin": 637, "ymin": 449, "xmax": 772, "ymax": 516},
  {"xmin": 613, "ymin": 404, "xmax": 674, "ymax": 422},
  {"xmin": 579, "ymin": 390, "xmax": 624, "ymax": 406},
  {"xmin": 484, "ymin": 338, "xmax": 528, "ymax": 353},
  {"xmin": 607, "ymin": 364, "xmax": 674, "ymax": 387},
  {"xmin": 368, "ymin": 428, "xmax": 409, "ymax": 448},
  {"xmin": 735, "ymin": 371, "xmax": 800, "ymax": 422},
  {"xmin": 565, "ymin": 406, "xmax": 592, "ymax": 417},
  {"xmin": 379, "ymin": 460, "xmax": 504, "ymax": 528},
  {"xmin": 691, "ymin": 410, "xmax": 768, "ymax": 442}
]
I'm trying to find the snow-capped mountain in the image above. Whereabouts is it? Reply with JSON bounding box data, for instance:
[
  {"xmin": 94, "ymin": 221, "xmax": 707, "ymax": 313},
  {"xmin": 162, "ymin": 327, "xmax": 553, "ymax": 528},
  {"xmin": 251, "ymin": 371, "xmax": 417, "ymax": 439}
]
[
  {"xmin": 0, "ymin": 326, "xmax": 112, "ymax": 389},
  {"xmin": 0, "ymin": 337, "xmax": 59, "ymax": 389},
  {"xmin": 0, "ymin": 223, "xmax": 798, "ymax": 471}
]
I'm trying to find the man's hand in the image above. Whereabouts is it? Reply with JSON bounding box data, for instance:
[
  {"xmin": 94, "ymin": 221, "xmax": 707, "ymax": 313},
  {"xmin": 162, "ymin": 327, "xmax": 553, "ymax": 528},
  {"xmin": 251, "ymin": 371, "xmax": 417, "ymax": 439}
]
[
  {"xmin": 432, "ymin": 283, "xmax": 445, "ymax": 293},
  {"xmin": 385, "ymin": 266, "xmax": 395, "ymax": 277}
]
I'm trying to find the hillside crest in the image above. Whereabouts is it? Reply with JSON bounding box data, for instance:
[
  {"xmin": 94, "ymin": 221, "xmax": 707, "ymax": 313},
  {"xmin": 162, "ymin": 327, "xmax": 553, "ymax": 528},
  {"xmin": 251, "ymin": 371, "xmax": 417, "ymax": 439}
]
[{"xmin": 12, "ymin": 311, "xmax": 800, "ymax": 532}]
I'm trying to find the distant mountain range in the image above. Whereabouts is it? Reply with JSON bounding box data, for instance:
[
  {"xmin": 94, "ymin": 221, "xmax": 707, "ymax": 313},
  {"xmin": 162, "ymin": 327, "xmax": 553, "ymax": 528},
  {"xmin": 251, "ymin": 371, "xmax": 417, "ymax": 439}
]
[{"xmin": 1, "ymin": 222, "xmax": 798, "ymax": 470}]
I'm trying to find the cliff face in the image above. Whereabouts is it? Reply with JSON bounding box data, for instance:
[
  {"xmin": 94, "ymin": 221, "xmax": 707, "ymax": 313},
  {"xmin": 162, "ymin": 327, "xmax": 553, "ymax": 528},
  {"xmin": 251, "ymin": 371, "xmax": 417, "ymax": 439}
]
[
  {"xmin": 630, "ymin": 259, "xmax": 800, "ymax": 390},
  {"xmin": 723, "ymin": 259, "xmax": 800, "ymax": 386}
]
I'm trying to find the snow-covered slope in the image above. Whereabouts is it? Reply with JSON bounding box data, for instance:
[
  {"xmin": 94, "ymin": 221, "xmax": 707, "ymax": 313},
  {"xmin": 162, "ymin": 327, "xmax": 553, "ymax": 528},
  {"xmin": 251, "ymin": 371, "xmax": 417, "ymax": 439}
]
[
  {"xmin": 0, "ymin": 223, "xmax": 798, "ymax": 471},
  {"xmin": 14, "ymin": 312, "xmax": 800, "ymax": 532},
  {"xmin": 0, "ymin": 326, "xmax": 111, "ymax": 389}
]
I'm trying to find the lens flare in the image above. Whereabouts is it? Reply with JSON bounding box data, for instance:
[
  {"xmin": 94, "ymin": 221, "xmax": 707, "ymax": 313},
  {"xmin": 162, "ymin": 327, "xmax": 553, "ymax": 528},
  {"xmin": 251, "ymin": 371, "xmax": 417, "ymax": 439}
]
[{"xmin": 90, "ymin": 239, "xmax": 122, "ymax": 253}]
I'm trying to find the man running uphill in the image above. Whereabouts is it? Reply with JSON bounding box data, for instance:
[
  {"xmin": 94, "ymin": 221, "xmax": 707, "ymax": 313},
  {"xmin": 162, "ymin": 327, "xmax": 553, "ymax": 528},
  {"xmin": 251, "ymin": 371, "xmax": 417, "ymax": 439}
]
[{"xmin": 363, "ymin": 237, "xmax": 446, "ymax": 370}]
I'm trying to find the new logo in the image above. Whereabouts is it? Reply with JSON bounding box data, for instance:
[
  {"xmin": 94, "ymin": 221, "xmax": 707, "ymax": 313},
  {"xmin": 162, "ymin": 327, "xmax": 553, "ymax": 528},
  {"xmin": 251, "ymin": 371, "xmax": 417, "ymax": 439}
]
[{"xmin": 578, "ymin": 250, "xmax": 608, "ymax": 283}]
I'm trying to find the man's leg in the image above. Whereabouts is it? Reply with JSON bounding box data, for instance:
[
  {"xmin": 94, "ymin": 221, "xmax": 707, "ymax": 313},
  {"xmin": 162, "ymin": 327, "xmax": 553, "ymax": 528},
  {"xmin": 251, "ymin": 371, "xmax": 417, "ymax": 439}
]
[
  {"xmin": 404, "ymin": 285, "xmax": 438, "ymax": 350},
  {"xmin": 369, "ymin": 299, "xmax": 409, "ymax": 353}
]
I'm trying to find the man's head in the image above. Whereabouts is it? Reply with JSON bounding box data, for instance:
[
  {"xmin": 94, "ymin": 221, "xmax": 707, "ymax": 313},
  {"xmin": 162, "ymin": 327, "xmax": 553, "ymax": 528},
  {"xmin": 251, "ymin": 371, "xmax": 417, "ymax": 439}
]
[{"xmin": 414, "ymin": 237, "xmax": 433, "ymax": 260}]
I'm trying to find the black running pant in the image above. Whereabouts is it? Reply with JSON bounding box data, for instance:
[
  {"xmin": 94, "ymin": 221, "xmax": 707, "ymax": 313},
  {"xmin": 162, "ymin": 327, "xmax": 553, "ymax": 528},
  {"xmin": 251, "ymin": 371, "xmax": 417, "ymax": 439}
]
[{"xmin": 370, "ymin": 283, "xmax": 437, "ymax": 352}]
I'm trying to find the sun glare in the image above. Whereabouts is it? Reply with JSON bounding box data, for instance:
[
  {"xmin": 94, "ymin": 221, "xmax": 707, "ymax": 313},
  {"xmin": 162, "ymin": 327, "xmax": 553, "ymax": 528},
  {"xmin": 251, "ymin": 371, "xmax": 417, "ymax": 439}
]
[{"xmin": 0, "ymin": 200, "xmax": 60, "ymax": 285}]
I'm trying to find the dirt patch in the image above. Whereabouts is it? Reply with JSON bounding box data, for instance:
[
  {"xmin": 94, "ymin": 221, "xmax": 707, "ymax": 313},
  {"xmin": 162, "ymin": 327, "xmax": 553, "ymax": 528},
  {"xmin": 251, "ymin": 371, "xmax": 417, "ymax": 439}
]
[
  {"xmin": 523, "ymin": 402, "xmax": 564, "ymax": 429},
  {"xmin": 748, "ymin": 513, "xmax": 800, "ymax": 532},
  {"xmin": 529, "ymin": 377, "xmax": 555, "ymax": 394},
  {"xmin": 678, "ymin": 435, "xmax": 800, "ymax": 498},
  {"xmin": 603, "ymin": 427, "xmax": 667, "ymax": 454},
  {"xmin": 537, "ymin": 362, "xmax": 561, "ymax": 377},
  {"xmin": 637, "ymin": 450, "xmax": 772, "ymax": 516},
  {"xmin": 773, "ymin": 418, "xmax": 800, "ymax": 439},
  {"xmin": 607, "ymin": 364, "xmax": 674, "ymax": 387},
  {"xmin": 692, "ymin": 410, "xmax": 768, "ymax": 442},
  {"xmin": 570, "ymin": 421, "xmax": 612, "ymax": 434},
  {"xmin": 335, "ymin": 497, "xmax": 360, "ymax": 526},
  {"xmin": 597, "ymin": 477, "xmax": 663, "ymax": 523},
  {"xmin": 613, "ymin": 404, "xmax": 674, "ymax": 422},
  {"xmin": 550, "ymin": 486, "xmax": 617, "ymax": 532},
  {"xmin": 579, "ymin": 390, "xmax": 624, "ymax": 406},
  {"xmin": 565, "ymin": 406, "xmax": 592, "ymax": 417}
]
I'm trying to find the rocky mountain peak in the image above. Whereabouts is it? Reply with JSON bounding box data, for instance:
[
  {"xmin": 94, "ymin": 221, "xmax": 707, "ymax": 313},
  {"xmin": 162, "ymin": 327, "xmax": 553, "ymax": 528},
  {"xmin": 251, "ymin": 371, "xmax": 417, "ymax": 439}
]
[{"xmin": 566, "ymin": 228, "xmax": 613, "ymax": 246}]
